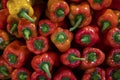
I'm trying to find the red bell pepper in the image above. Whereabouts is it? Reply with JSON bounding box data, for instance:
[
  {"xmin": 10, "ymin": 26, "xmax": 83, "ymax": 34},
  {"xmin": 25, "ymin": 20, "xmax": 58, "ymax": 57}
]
[
  {"xmin": 46, "ymin": 0, "xmax": 69, "ymax": 22},
  {"xmin": 11, "ymin": 68, "xmax": 31, "ymax": 80},
  {"xmin": 31, "ymin": 71, "xmax": 51, "ymax": 80},
  {"xmin": 51, "ymin": 27, "xmax": 73, "ymax": 52},
  {"xmin": 31, "ymin": 53, "xmax": 54, "ymax": 78},
  {"xmin": 0, "ymin": 56, "xmax": 13, "ymax": 79},
  {"xmin": 87, "ymin": 0, "xmax": 112, "ymax": 10},
  {"xmin": 54, "ymin": 67, "xmax": 77, "ymax": 80},
  {"xmin": 26, "ymin": 36, "xmax": 49, "ymax": 55},
  {"xmin": 75, "ymin": 25, "xmax": 99, "ymax": 47},
  {"xmin": 60, "ymin": 48, "xmax": 85, "ymax": 68},
  {"xmin": 0, "ymin": 0, "xmax": 8, "ymax": 9},
  {"xmin": 38, "ymin": 19, "xmax": 58, "ymax": 37},
  {"xmin": 97, "ymin": 9, "xmax": 118, "ymax": 32},
  {"xmin": 80, "ymin": 47, "xmax": 105, "ymax": 70},
  {"xmin": 114, "ymin": 10, "xmax": 120, "ymax": 28},
  {"xmin": 106, "ymin": 67, "xmax": 120, "ymax": 80},
  {"xmin": 68, "ymin": 2, "xmax": 92, "ymax": 31},
  {"xmin": 2, "ymin": 40, "xmax": 30, "ymax": 68},
  {"xmin": 82, "ymin": 67, "xmax": 106, "ymax": 80},
  {"xmin": 107, "ymin": 48, "xmax": 120, "ymax": 67},
  {"xmin": 18, "ymin": 19, "xmax": 37, "ymax": 40}
]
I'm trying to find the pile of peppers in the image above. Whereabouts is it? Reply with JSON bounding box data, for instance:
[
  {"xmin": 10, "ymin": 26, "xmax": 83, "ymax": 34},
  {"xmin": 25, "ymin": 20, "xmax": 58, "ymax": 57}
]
[{"xmin": 0, "ymin": 0, "xmax": 120, "ymax": 80}]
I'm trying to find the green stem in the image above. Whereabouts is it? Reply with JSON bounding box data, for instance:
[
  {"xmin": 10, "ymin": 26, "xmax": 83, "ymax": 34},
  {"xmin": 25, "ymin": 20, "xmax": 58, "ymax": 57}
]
[
  {"xmin": 62, "ymin": 77, "xmax": 70, "ymax": 80},
  {"xmin": 91, "ymin": 72, "xmax": 101, "ymax": 80},
  {"xmin": 55, "ymin": 8, "xmax": 64, "ymax": 17},
  {"xmin": 87, "ymin": 52, "xmax": 97, "ymax": 62},
  {"xmin": 18, "ymin": 72, "xmax": 28, "ymax": 80},
  {"xmin": 0, "ymin": 3, "xmax": 2, "ymax": 10},
  {"xmin": 41, "ymin": 24, "xmax": 50, "ymax": 33},
  {"xmin": 101, "ymin": 20, "xmax": 111, "ymax": 31},
  {"xmin": 113, "ymin": 32, "xmax": 120, "ymax": 44},
  {"xmin": 112, "ymin": 69, "xmax": 120, "ymax": 80},
  {"xmin": 118, "ymin": 18, "xmax": 120, "ymax": 27},
  {"xmin": 34, "ymin": 40, "xmax": 44, "ymax": 50},
  {"xmin": 69, "ymin": 14, "xmax": 84, "ymax": 31},
  {"xmin": 113, "ymin": 53, "xmax": 120, "ymax": 63},
  {"xmin": 55, "ymin": 32, "xmax": 67, "ymax": 43},
  {"xmin": 8, "ymin": 54, "xmax": 17, "ymax": 64},
  {"xmin": 38, "ymin": 76, "xmax": 46, "ymax": 80},
  {"xmin": 22, "ymin": 28, "xmax": 32, "ymax": 40},
  {"xmin": 94, "ymin": 0, "xmax": 102, "ymax": 4},
  {"xmin": 81, "ymin": 34, "xmax": 91, "ymax": 44},
  {"xmin": 10, "ymin": 23, "xmax": 18, "ymax": 33},
  {"xmin": 0, "ymin": 66, "xmax": 8, "ymax": 76}
]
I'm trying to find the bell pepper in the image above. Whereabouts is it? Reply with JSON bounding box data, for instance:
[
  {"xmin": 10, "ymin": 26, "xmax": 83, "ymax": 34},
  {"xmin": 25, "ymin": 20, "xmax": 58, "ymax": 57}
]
[
  {"xmin": 31, "ymin": 71, "xmax": 51, "ymax": 80},
  {"xmin": 0, "ymin": 29, "xmax": 10, "ymax": 50},
  {"xmin": 106, "ymin": 67, "xmax": 120, "ymax": 80},
  {"xmin": 75, "ymin": 25, "xmax": 99, "ymax": 47},
  {"xmin": 87, "ymin": 0, "xmax": 112, "ymax": 10},
  {"xmin": 18, "ymin": 19, "xmax": 37, "ymax": 40},
  {"xmin": 80, "ymin": 47, "xmax": 105, "ymax": 70},
  {"xmin": 26, "ymin": 36, "xmax": 49, "ymax": 55},
  {"xmin": 82, "ymin": 67, "xmax": 106, "ymax": 80},
  {"xmin": 38, "ymin": 19, "xmax": 58, "ymax": 37},
  {"xmin": 114, "ymin": 10, "xmax": 120, "ymax": 28},
  {"xmin": 60, "ymin": 48, "xmax": 85, "ymax": 68},
  {"xmin": 53, "ymin": 67, "xmax": 77, "ymax": 80},
  {"xmin": 11, "ymin": 68, "xmax": 31, "ymax": 80},
  {"xmin": 2, "ymin": 40, "xmax": 30, "ymax": 68},
  {"xmin": 97, "ymin": 9, "xmax": 118, "ymax": 32},
  {"xmin": 46, "ymin": 0, "xmax": 69, "ymax": 22},
  {"xmin": 70, "ymin": 0, "xmax": 82, "ymax": 3},
  {"xmin": 0, "ymin": 0, "xmax": 8, "ymax": 9},
  {"xmin": 7, "ymin": 0, "xmax": 34, "ymax": 22},
  {"xmin": 68, "ymin": 2, "xmax": 92, "ymax": 31},
  {"xmin": 50, "ymin": 27, "xmax": 73, "ymax": 52},
  {"xmin": 31, "ymin": 53, "xmax": 54, "ymax": 78},
  {"xmin": 0, "ymin": 56, "xmax": 13, "ymax": 79}
]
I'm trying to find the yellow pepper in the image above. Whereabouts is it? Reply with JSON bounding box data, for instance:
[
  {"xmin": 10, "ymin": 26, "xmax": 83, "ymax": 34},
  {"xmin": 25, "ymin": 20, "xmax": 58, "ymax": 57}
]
[{"xmin": 7, "ymin": 0, "xmax": 34, "ymax": 22}]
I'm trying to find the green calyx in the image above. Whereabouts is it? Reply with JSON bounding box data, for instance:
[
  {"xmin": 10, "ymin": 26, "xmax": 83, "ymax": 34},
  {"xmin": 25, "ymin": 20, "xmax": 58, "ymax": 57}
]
[
  {"xmin": 113, "ymin": 32, "xmax": 120, "ymax": 44},
  {"xmin": 10, "ymin": 22, "xmax": 18, "ymax": 33},
  {"xmin": 55, "ymin": 32, "xmax": 67, "ymax": 43},
  {"xmin": 40, "ymin": 24, "xmax": 50, "ymax": 33},
  {"xmin": 38, "ymin": 76, "xmax": 46, "ymax": 80},
  {"xmin": 87, "ymin": 52, "xmax": 97, "ymax": 62},
  {"xmin": 8, "ymin": 53, "xmax": 17, "ymax": 64},
  {"xmin": 101, "ymin": 20, "xmax": 111, "ymax": 31},
  {"xmin": 112, "ymin": 69, "xmax": 120, "ymax": 80},
  {"xmin": 113, "ymin": 53, "xmax": 120, "ymax": 63},
  {"xmin": 34, "ymin": 40, "xmax": 44, "ymax": 50},
  {"xmin": 94, "ymin": 0, "xmax": 102, "ymax": 4},
  {"xmin": 39, "ymin": 62, "xmax": 51, "ymax": 78},
  {"xmin": 81, "ymin": 34, "xmax": 91, "ymax": 44},
  {"xmin": 18, "ymin": 72, "xmax": 28, "ymax": 80},
  {"xmin": 22, "ymin": 28, "xmax": 32, "ymax": 40},
  {"xmin": 68, "ymin": 54, "xmax": 85, "ymax": 63},
  {"xmin": 62, "ymin": 77, "xmax": 70, "ymax": 80},
  {"xmin": 69, "ymin": 14, "xmax": 84, "ymax": 31},
  {"xmin": 91, "ymin": 71, "xmax": 101, "ymax": 80},
  {"xmin": 55, "ymin": 8, "xmax": 64, "ymax": 17},
  {"xmin": 17, "ymin": 9, "xmax": 34, "ymax": 23},
  {"xmin": 0, "ymin": 66, "xmax": 8, "ymax": 76}
]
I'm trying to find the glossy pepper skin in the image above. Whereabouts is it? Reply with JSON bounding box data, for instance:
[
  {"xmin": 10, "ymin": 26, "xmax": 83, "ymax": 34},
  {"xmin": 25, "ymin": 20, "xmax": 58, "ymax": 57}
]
[
  {"xmin": 0, "ymin": 56, "xmax": 13, "ymax": 79},
  {"xmin": 82, "ymin": 67, "xmax": 106, "ymax": 80},
  {"xmin": 60, "ymin": 48, "xmax": 85, "ymax": 68},
  {"xmin": 31, "ymin": 71, "xmax": 51, "ymax": 80},
  {"xmin": 87, "ymin": 0, "xmax": 112, "ymax": 10},
  {"xmin": 107, "ymin": 48, "xmax": 120, "ymax": 67},
  {"xmin": 46, "ymin": 0, "xmax": 69, "ymax": 22},
  {"xmin": 11, "ymin": 68, "xmax": 31, "ymax": 80},
  {"xmin": 80, "ymin": 47, "xmax": 105, "ymax": 70},
  {"xmin": 97, "ymin": 9, "xmax": 118, "ymax": 32},
  {"xmin": 54, "ymin": 67, "xmax": 77, "ymax": 80},
  {"xmin": 26, "ymin": 36, "xmax": 49, "ymax": 55},
  {"xmin": 114, "ymin": 10, "xmax": 120, "ymax": 28},
  {"xmin": 106, "ymin": 67, "xmax": 120, "ymax": 80},
  {"xmin": 18, "ymin": 19, "xmax": 37, "ymax": 40},
  {"xmin": 51, "ymin": 27, "xmax": 73, "ymax": 52},
  {"xmin": 38, "ymin": 19, "xmax": 58, "ymax": 37},
  {"xmin": 69, "ymin": 2, "xmax": 92, "ymax": 31},
  {"xmin": 75, "ymin": 25, "xmax": 99, "ymax": 47},
  {"xmin": 7, "ymin": 0, "xmax": 34, "ymax": 22},
  {"xmin": 3, "ymin": 40, "xmax": 30, "ymax": 68},
  {"xmin": 31, "ymin": 53, "xmax": 54, "ymax": 78},
  {"xmin": 0, "ymin": 0, "xmax": 8, "ymax": 9}
]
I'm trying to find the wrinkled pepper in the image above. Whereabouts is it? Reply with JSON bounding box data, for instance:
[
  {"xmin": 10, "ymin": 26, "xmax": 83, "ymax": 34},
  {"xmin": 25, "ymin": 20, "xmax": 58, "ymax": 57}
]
[
  {"xmin": 51, "ymin": 27, "xmax": 73, "ymax": 52},
  {"xmin": 7, "ymin": 0, "xmax": 34, "ymax": 22},
  {"xmin": 2, "ymin": 40, "xmax": 30, "ymax": 68},
  {"xmin": 38, "ymin": 19, "xmax": 58, "ymax": 37},
  {"xmin": 31, "ymin": 53, "xmax": 54, "ymax": 78},
  {"xmin": 97, "ymin": 9, "xmax": 118, "ymax": 32},
  {"xmin": 60, "ymin": 48, "xmax": 85, "ymax": 68},
  {"xmin": 69, "ymin": 2, "xmax": 92, "ymax": 31},
  {"xmin": 0, "ymin": 0, "xmax": 8, "ymax": 9},
  {"xmin": 11, "ymin": 68, "xmax": 31, "ymax": 80},
  {"xmin": 31, "ymin": 71, "xmax": 51, "ymax": 80},
  {"xmin": 80, "ymin": 47, "xmax": 105, "ymax": 70},
  {"xmin": 87, "ymin": 0, "xmax": 112, "ymax": 10},
  {"xmin": 114, "ymin": 10, "xmax": 120, "ymax": 28},
  {"xmin": 46, "ymin": 0, "xmax": 70, "ymax": 22},
  {"xmin": 75, "ymin": 25, "xmax": 99, "ymax": 47},
  {"xmin": 0, "ymin": 56, "xmax": 13, "ymax": 79},
  {"xmin": 26, "ymin": 36, "xmax": 49, "ymax": 55},
  {"xmin": 82, "ymin": 67, "xmax": 106, "ymax": 80},
  {"xmin": 18, "ymin": 19, "xmax": 37, "ymax": 40}
]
